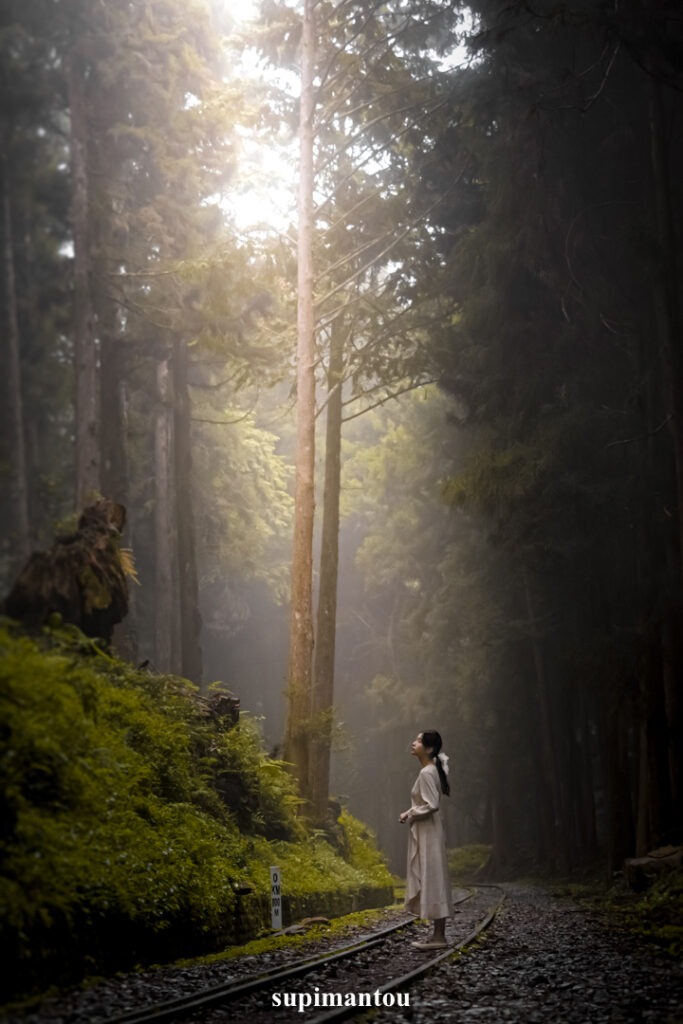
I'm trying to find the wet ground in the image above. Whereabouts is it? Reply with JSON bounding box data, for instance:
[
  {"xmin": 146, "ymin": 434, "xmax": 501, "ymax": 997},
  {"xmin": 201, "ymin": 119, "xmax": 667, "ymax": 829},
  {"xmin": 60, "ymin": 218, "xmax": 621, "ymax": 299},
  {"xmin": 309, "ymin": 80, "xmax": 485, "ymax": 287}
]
[
  {"xmin": 374, "ymin": 884, "xmax": 683, "ymax": 1024},
  {"xmin": 3, "ymin": 884, "xmax": 682, "ymax": 1023}
]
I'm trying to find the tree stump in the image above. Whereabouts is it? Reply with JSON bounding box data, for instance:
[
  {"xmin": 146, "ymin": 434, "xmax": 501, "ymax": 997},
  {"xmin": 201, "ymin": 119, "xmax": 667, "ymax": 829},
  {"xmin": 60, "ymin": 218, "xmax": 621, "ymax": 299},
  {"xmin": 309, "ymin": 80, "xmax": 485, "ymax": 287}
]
[
  {"xmin": 2, "ymin": 498, "xmax": 130, "ymax": 644},
  {"xmin": 624, "ymin": 845, "xmax": 683, "ymax": 891}
]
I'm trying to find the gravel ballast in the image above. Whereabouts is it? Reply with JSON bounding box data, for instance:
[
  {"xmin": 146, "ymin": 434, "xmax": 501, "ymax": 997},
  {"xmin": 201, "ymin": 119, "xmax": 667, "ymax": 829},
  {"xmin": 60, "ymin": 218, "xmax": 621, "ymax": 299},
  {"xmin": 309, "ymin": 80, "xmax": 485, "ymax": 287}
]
[
  {"xmin": 3, "ymin": 884, "xmax": 682, "ymax": 1024},
  {"xmin": 375, "ymin": 884, "xmax": 683, "ymax": 1024}
]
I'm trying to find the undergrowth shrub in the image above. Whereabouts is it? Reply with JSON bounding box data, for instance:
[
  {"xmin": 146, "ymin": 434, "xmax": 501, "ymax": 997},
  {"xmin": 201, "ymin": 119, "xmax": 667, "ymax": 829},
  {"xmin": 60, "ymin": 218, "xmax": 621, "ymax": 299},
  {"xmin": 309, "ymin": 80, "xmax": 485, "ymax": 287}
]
[
  {"xmin": 337, "ymin": 809, "xmax": 392, "ymax": 882},
  {"xmin": 609, "ymin": 872, "xmax": 683, "ymax": 959},
  {"xmin": 447, "ymin": 844, "xmax": 493, "ymax": 880},
  {"xmin": 0, "ymin": 621, "xmax": 392, "ymax": 1002}
]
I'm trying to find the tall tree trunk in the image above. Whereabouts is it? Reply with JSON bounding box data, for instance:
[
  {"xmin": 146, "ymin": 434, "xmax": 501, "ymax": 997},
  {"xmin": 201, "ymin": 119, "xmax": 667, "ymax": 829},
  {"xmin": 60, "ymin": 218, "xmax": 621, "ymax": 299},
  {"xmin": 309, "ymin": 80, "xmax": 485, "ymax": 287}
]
[
  {"xmin": 576, "ymin": 688, "xmax": 599, "ymax": 863},
  {"xmin": 1, "ymin": 146, "xmax": 30, "ymax": 563},
  {"xmin": 522, "ymin": 564, "xmax": 567, "ymax": 872},
  {"xmin": 68, "ymin": 49, "xmax": 99, "ymax": 508},
  {"xmin": 100, "ymin": 334, "xmax": 129, "ymax": 504},
  {"xmin": 638, "ymin": 284, "xmax": 683, "ymax": 844},
  {"xmin": 635, "ymin": 702, "xmax": 650, "ymax": 857},
  {"xmin": 648, "ymin": 79, "xmax": 683, "ymax": 583},
  {"xmin": 603, "ymin": 691, "xmax": 623, "ymax": 876},
  {"xmin": 638, "ymin": 635, "xmax": 672, "ymax": 849},
  {"xmin": 100, "ymin": 330, "xmax": 133, "ymax": 659},
  {"xmin": 173, "ymin": 335, "xmax": 203, "ymax": 684},
  {"xmin": 484, "ymin": 728, "xmax": 516, "ymax": 878},
  {"xmin": 661, "ymin": 612, "xmax": 681, "ymax": 830},
  {"xmin": 284, "ymin": 0, "xmax": 317, "ymax": 803},
  {"xmin": 310, "ymin": 322, "xmax": 344, "ymax": 822},
  {"xmin": 154, "ymin": 353, "xmax": 174, "ymax": 673}
]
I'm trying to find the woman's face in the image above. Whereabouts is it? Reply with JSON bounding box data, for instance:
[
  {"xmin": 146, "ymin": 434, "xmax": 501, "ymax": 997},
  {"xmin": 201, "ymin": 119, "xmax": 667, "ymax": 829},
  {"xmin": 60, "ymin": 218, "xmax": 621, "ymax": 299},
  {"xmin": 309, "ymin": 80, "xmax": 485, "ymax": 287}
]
[{"xmin": 410, "ymin": 733, "xmax": 427, "ymax": 757}]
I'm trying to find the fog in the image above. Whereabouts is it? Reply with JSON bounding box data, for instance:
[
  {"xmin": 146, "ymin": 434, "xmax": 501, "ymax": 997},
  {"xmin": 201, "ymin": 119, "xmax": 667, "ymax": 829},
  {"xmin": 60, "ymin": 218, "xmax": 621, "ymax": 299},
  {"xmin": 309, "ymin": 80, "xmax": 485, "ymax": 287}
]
[{"xmin": 2, "ymin": 0, "xmax": 681, "ymax": 883}]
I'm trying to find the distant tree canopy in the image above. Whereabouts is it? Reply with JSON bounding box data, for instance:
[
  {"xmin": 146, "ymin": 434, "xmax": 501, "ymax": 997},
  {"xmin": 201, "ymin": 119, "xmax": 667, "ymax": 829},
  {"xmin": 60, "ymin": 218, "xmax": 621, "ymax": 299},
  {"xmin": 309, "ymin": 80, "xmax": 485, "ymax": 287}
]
[
  {"xmin": 1, "ymin": 0, "xmax": 681, "ymax": 877},
  {"xmin": 335, "ymin": 0, "xmax": 683, "ymax": 875},
  {"xmin": 0, "ymin": 0, "xmax": 293, "ymax": 682}
]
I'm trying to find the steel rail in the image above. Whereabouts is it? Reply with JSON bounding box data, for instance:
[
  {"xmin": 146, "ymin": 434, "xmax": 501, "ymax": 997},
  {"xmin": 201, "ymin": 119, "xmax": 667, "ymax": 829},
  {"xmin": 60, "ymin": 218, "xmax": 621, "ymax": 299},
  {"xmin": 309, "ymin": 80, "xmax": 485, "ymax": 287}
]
[
  {"xmin": 309, "ymin": 884, "xmax": 506, "ymax": 1024},
  {"xmin": 97, "ymin": 888, "xmax": 476, "ymax": 1024}
]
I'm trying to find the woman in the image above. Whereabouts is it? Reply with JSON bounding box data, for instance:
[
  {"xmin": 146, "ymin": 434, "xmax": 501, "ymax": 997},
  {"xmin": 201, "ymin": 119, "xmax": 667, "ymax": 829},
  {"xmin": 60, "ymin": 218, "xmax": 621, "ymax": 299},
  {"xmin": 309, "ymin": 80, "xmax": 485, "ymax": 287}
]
[{"xmin": 399, "ymin": 730, "xmax": 453, "ymax": 948}]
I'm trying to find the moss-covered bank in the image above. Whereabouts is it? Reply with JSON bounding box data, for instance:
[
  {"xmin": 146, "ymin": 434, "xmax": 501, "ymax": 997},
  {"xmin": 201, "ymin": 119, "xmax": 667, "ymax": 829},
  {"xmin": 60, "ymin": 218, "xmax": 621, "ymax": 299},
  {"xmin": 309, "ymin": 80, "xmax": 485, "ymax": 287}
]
[
  {"xmin": 556, "ymin": 874, "xmax": 683, "ymax": 961},
  {"xmin": 0, "ymin": 622, "xmax": 393, "ymax": 1001}
]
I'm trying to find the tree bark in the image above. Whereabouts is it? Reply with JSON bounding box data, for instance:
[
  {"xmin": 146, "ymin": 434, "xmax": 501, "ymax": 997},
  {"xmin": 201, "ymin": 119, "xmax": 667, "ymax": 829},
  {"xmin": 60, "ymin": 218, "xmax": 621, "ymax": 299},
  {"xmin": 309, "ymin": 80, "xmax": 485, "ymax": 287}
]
[
  {"xmin": 661, "ymin": 612, "xmax": 682, "ymax": 830},
  {"xmin": 68, "ymin": 49, "xmax": 99, "ymax": 508},
  {"xmin": 100, "ymin": 334, "xmax": 129, "ymax": 505},
  {"xmin": 310, "ymin": 322, "xmax": 344, "ymax": 821},
  {"xmin": 522, "ymin": 564, "xmax": 567, "ymax": 872},
  {"xmin": 635, "ymin": 698, "xmax": 651, "ymax": 857},
  {"xmin": 154, "ymin": 353, "xmax": 174, "ymax": 673},
  {"xmin": 100, "ymin": 331, "xmax": 133, "ymax": 659},
  {"xmin": 284, "ymin": 0, "xmax": 317, "ymax": 803},
  {"xmin": 1, "ymin": 146, "xmax": 31, "ymax": 563},
  {"xmin": 173, "ymin": 335, "xmax": 203, "ymax": 684},
  {"xmin": 576, "ymin": 688, "xmax": 599, "ymax": 863},
  {"xmin": 648, "ymin": 79, "xmax": 683, "ymax": 583},
  {"xmin": 639, "ymin": 636, "xmax": 672, "ymax": 850}
]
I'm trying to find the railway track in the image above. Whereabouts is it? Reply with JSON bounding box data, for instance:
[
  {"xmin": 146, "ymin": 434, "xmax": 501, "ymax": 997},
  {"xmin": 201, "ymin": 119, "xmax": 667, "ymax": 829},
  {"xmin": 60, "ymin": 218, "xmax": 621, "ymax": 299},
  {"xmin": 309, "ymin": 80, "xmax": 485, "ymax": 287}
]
[{"xmin": 95, "ymin": 885, "xmax": 504, "ymax": 1024}]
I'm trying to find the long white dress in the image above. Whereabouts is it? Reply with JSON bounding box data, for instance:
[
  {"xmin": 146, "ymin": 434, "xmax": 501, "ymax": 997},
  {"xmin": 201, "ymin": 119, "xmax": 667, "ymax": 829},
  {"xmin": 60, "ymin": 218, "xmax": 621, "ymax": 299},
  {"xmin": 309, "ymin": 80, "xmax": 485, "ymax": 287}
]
[{"xmin": 404, "ymin": 762, "xmax": 453, "ymax": 920}]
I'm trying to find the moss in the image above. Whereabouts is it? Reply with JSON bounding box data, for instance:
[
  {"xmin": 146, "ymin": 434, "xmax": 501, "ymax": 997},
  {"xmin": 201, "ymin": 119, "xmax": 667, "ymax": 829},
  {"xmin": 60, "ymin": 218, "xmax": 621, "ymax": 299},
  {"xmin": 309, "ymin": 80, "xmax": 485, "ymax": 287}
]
[
  {"xmin": 337, "ymin": 810, "xmax": 392, "ymax": 880},
  {"xmin": 0, "ymin": 620, "xmax": 393, "ymax": 1002},
  {"xmin": 447, "ymin": 844, "xmax": 492, "ymax": 881},
  {"xmin": 603, "ymin": 873, "xmax": 683, "ymax": 960},
  {"xmin": 552, "ymin": 873, "xmax": 683, "ymax": 961},
  {"xmin": 175, "ymin": 903, "xmax": 402, "ymax": 967}
]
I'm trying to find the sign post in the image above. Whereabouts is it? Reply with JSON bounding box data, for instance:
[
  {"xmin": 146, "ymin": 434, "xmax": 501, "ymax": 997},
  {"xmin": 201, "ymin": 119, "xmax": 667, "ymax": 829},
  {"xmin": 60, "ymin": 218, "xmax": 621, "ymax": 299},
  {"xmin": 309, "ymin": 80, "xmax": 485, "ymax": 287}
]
[{"xmin": 270, "ymin": 865, "xmax": 282, "ymax": 930}]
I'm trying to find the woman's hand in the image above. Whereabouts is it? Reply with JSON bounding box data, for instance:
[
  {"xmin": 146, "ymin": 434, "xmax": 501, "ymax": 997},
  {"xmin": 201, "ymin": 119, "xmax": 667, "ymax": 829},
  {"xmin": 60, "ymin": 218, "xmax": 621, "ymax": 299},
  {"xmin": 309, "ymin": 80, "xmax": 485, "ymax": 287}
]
[{"xmin": 399, "ymin": 810, "xmax": 411, "ymax": 824}]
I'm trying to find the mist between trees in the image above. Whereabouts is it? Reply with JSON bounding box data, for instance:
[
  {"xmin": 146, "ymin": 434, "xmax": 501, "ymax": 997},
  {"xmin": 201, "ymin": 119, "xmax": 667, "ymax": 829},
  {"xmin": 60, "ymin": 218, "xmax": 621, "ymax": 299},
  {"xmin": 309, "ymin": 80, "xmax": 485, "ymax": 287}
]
[{"xmin": 1, "ymin": 0, "xmax": 682, "ymax": 879}]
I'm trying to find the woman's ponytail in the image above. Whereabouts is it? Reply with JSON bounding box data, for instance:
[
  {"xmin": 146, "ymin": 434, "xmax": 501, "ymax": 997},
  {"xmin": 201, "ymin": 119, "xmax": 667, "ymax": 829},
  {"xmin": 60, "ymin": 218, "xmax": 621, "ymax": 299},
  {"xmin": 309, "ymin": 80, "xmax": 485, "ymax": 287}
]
[
  {"xmin": 434, "ymin": 756, "xmax": 450, "ymax": 797},
  {"xmin": 421, "ymin": 729, "xmax": 450, "ymax": 796}
]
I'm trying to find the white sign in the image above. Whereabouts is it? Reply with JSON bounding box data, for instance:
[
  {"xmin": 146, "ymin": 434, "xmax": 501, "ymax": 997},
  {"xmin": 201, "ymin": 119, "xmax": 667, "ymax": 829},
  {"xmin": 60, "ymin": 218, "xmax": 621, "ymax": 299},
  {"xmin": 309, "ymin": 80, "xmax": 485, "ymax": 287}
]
[{"xmin": 270, "ymin": 865, "xmax": 282, "ymax": 930}]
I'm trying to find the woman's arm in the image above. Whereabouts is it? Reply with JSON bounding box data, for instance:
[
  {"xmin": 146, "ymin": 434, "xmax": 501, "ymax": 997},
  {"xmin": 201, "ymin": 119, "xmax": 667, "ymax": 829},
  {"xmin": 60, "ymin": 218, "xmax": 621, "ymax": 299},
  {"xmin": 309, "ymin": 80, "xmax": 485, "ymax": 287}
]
[{"xmin": 400, "ymin": 768, "xmax": 440, "ymax": 822}]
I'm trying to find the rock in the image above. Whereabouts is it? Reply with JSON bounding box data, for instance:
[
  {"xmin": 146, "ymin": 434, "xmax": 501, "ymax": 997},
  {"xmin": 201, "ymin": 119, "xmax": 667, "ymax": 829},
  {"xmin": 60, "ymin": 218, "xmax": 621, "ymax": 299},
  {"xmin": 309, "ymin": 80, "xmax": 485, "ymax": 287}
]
[{"xmin": 624, "ymin": 846, "xmax": 682, "ymax": 890}]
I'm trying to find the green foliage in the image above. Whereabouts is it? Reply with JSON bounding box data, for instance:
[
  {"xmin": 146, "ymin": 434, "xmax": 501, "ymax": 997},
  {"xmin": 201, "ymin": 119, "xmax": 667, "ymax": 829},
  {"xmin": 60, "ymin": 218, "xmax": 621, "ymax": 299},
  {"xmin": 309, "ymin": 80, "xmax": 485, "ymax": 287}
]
[
  {"xmin": 558, "ymin": 874, "xmax": 683, "ymax": 961},
  {"xmin": 180, "ymin": 902, "xmax": 400, "ymax": 966},
  {"xmin": 193, "ymin": 405, "xmax": 294, "ymax": 611},
  {"xmin": 447, "ymin": 845, "xmax": 493, "ymax": 881},
  {"xmin": 442, "ymin": 436, "xmax": 552, "ymax": 516},
  {"xmin": 607, "ymin": 874, "xmax": 683, "ymax": 960},
  {"xmin": 336, "ymin": 810, "xmax": 392, "ymax": 882},
  {"xmin": 0, "ymin": 621, "xmax": 392, "ymax": 1000},
  {"xmin": 203, "ymin": 711, "xmax": 305, "ymax": 841}
]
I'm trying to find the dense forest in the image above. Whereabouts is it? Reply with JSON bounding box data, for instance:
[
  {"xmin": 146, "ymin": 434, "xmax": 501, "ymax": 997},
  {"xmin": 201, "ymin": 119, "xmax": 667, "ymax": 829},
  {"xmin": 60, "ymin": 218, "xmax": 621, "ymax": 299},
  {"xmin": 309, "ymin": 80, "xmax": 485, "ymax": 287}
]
[{"xmin": 1, "ymin": 0, "xmax": 682, "ymax": 888}]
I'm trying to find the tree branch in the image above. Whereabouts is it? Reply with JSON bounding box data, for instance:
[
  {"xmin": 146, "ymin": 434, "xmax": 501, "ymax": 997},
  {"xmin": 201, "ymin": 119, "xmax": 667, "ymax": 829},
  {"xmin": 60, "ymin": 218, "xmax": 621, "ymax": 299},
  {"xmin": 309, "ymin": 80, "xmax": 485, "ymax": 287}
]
[
  {"xmin": 192, "ymin": 409, "xmax": 255, "ymax": 426},
  {"xmin": 315, "ymin": 165, "xmax": 469, "ymax": 308},
  {"xmin": 605, "ymin": 415, "xmax": 671, "ymax": 449},
  {"xmin": 341, "ymin": 378, "xmax": 439, "ymax": 423}
]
